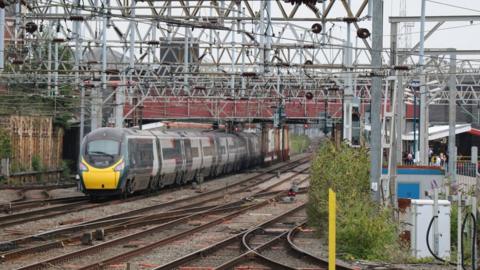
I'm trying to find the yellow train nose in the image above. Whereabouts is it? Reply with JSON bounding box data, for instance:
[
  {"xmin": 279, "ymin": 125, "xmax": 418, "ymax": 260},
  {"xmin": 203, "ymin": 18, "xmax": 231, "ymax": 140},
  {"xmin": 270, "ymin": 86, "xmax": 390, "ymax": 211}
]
[{"xmin": 81, "ymin": 159, "xmax": 122, "ymax": 190}]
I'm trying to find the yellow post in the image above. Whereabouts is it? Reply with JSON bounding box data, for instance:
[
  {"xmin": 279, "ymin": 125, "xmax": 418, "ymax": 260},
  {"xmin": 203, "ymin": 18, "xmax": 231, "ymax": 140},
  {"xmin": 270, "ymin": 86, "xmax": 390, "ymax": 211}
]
[{"xmin": 329, "ymin": 188, "xmax": 336, "ymax": 270}]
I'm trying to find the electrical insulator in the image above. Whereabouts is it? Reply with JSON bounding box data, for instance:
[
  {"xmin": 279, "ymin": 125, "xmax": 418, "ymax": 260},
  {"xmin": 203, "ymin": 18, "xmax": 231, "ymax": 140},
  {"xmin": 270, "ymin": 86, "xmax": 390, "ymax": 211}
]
[
  {"xmin": 357, "ymin": 28, "xmax": 371, "ymax": 39},
  {"xmin": 305, "ymin": 92, "xmax": 314, "ymax": 100},
  {"xmin": 25, "ymin": 22, "xmax": 38, "ymax": 34},
  {"xmin": 311, "ymin": 23, "xmax": 322, "ymax": 34}
]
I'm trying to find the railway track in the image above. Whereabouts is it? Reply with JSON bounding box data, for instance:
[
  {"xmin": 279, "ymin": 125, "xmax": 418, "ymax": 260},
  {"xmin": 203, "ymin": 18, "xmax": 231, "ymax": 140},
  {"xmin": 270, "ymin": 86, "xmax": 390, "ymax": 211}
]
[
  {"xmin": 0, "ymin": 155, "xmax": 310, "ymax": 260},
  {"xmin": 16, "ymin": 190, "xmax": 294, "ymax": 270},
  {"xmin": 154, "ymin": 207, "xmax": 353, "ymax": 270},
  {"xmin": 0, "ymin": 155, "xmax": 308, "ymax": 233}
]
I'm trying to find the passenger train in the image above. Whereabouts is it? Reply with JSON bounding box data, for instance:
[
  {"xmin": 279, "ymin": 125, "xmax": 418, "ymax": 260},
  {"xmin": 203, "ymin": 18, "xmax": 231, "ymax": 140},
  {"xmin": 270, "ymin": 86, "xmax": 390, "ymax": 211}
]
[{"xmin": 78, "ymin": 127, "xmax": 263, "ymax": 197}]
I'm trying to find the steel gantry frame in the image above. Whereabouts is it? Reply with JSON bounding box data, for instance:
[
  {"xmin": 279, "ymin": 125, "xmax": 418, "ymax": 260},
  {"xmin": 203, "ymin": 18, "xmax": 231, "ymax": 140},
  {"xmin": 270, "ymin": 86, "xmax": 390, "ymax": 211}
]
[{"xmin": 1, "ymin": 0, "xmax": 379, "ymax": 142}]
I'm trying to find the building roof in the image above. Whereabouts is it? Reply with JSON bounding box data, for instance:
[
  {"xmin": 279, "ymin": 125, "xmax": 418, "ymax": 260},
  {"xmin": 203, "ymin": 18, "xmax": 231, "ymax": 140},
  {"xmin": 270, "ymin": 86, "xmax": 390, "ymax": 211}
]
[{"xmin": 403, "ymin": 124, "xmax": 471, "ymax": 141}]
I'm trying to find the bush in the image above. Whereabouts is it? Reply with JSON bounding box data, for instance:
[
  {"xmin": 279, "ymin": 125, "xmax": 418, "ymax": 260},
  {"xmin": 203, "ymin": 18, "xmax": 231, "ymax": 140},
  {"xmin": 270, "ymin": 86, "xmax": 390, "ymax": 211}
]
[
  {"xmin": 290, "ymin": 134, "xmax": 311, "ymax": 154},
  {"xmin": 61, "ymin": 159, "xmax": 73, "ymax": 181},
  {"xmin": 0, "ymin": 128, "xmax": 11, "ymax": 159},
  {"xmin": 307, "ymin": 140, "xmax": 402, "ymax": 260}
]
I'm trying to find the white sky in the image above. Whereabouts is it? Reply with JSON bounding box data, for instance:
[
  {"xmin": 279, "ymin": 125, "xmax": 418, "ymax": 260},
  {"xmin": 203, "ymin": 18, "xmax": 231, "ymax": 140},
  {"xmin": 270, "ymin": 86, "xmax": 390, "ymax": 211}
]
[{"xmin": 382, "ymin": 0, "xmax": 480, "ymax": 50}]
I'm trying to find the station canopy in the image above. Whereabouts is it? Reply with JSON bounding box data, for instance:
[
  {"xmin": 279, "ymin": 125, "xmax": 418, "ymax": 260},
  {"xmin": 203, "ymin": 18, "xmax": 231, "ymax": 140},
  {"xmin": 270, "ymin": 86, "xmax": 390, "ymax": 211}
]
[{"xmin": 403, "ymin": 124, "xmax": 473, "ymax": 141}]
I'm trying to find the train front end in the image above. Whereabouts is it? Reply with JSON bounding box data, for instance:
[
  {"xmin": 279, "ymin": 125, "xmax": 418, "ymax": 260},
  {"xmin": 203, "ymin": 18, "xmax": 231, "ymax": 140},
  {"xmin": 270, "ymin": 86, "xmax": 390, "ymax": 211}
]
[{"xmin": 78, "ymin": 128, "xmax": 127, "ymax": 196}]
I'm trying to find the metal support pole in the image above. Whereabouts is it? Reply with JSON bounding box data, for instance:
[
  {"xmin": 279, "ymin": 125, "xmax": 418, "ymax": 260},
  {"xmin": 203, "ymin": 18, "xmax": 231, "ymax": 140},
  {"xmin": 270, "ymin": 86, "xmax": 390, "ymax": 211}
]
[
  {"xmin": 433, "ymin": 187, "xmax": 439, "ymax": 255},
  {"xmin": 0, "ymin": 8, "xmax": 4, "ymax": 70},
  {"xmin": 370, "ymin": 0, "xmax": 384, "ymax": 202},
  {"xmin": 413, "ymin": 93, "xmax": 417, "ymax": 159},
  {"xmin": 259, "ymin": 0, "xmax": 265, "ymax": 73},
  {"xmin": 265, "ymin": 0, "xmax": 272, "ymax": 74},
  {"xmin": 184, "ymin": 26, "xmax": 189, "ymax": 93},
  {"xmin": 343, "ymin": 1, "xmax": 353, "ymax": 143},
  {"xmin": 457, "ymin": 192, "xmax": 462, "ymax": 270},
  {"xmin": 129, "ymin": 0, "xmax": 136, "ymax": 125},
  {"xmin": 241, "ymin": 8, "xmax": 246, "ymax": 96},
  {"xmin": 54, "ymin": 12, "xmax": 59, "ymax": 96},
  {"xmin": 230, "ymin": 4, "xmax": 236, "ymax": 96},
  {"xmin": 448, "ymin": 51, "xmax": 457, "ymax": 184},
  {"xmin": 419, "ymin": 0, "xmax": 428, "ymax": 165},
  {"xmin": 74, "ymin": 0, "xmax": 84, "ymax": 151},
  {"xmin": 472, "ymin": 195, "xmax": 478, "ymax": 269}
]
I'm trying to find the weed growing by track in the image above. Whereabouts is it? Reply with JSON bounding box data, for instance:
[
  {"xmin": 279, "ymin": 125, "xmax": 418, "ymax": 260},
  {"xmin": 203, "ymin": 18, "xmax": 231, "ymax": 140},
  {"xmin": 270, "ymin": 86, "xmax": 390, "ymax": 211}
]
[
  {"xmin": 290, "ymin": 134, "xmax": 311, "ymax": 154},
  {"xmin": 307, "ymin": 140, "xmax": 403, "ymax": 261}
]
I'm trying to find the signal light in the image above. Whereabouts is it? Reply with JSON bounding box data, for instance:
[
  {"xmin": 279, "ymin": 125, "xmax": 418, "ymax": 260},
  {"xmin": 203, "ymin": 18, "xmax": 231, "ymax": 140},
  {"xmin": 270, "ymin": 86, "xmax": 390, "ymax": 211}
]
[
  {"xmin": 357, "ymin": 28, "xmax": 371, "ymax": 39},
  {"xmin": 311, "ymin": 23, "xmax": 322, "ymax": 34}
]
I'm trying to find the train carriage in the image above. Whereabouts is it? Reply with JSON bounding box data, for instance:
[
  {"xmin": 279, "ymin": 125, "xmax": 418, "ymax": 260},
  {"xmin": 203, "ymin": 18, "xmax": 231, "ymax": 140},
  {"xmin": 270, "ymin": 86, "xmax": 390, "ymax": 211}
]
[{"xmin": 78, "ymin": 127, "xmax": 264, "ymax": 197}]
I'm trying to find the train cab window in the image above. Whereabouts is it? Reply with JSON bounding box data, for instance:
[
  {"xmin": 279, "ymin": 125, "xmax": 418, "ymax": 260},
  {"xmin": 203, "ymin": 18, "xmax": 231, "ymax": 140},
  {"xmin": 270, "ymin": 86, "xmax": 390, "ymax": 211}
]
[
  {"xmin": 87, "ymin": 140, "xmax": 120, "ymax": 156},
  {"xmin": 85, "ymin": 140, "xmax": 120, "ymax": 168}
]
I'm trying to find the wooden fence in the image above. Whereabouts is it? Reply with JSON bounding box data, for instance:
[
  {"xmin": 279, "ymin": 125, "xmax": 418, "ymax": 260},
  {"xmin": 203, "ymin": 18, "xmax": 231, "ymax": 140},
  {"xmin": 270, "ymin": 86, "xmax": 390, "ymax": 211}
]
[{"xmin": 0, "ymin": 115, "xmax": 64, "ymax": 184}]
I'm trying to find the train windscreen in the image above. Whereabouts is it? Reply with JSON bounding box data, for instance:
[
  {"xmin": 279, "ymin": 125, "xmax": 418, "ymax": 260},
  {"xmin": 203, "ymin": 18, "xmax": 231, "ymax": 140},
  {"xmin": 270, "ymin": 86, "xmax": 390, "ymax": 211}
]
[{"xmin": 85, "ymin": 140, "xmax": 121, "ymax": 168}]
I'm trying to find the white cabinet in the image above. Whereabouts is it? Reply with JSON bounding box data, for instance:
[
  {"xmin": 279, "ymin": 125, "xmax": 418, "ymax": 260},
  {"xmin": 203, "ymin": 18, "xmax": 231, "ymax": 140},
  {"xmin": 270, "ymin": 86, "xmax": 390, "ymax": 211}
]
[{"xmin": 409, "ymin": 199, "xmax": 451, "ymax": 259}]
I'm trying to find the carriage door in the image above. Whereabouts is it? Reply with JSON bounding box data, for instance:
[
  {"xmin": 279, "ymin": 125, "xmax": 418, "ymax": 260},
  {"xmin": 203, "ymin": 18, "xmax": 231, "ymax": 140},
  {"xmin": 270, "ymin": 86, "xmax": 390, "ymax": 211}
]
[{"xmin": 184, "ymin": 139, "xmax": 193, "ymax": 171}]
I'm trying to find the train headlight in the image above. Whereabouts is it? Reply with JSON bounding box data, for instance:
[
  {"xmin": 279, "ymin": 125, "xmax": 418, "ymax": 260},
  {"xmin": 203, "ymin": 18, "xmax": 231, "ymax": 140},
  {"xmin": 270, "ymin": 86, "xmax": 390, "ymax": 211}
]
[
  {"xmin": 114, "ymin": 161, "xmax": 125, "ymax": 172},
  {"xmin": 79, "ymin": 162, "xmax": 88, "ymax": 172}
]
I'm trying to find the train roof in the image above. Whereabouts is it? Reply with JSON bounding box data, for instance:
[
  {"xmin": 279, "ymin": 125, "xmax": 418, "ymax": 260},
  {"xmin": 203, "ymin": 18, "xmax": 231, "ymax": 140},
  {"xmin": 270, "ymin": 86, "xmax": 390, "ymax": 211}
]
[{"xmin": 87, "ymin": 127, "xmax": 259, "ymax": 139}]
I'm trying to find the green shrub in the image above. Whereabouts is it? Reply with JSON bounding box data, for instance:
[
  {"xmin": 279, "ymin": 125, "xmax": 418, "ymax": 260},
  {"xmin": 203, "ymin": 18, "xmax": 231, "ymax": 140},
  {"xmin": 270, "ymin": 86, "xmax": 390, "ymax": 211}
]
[
  {"xmin": 31, "ymin": 155, "xmax": 43, "ymax": 171},
  {"xmin": 61, "ymin": 159, "xmax": 73, "ymax": 181},
  {"xmin": 290, "ymin": 134, "xmax": 311, "ymax": 154},
  {"xmin": 0, "ymin": 128, "xmax": 11, "ymax": 159},
  {"xmin": 308, "ymin": 140, "xmax": 402, "ymax": 260}
]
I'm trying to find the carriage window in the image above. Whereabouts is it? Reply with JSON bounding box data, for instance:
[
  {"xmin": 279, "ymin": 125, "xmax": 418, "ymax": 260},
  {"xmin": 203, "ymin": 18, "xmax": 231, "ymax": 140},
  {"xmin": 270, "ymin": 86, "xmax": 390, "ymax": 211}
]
[
  {"xmin": 191, "ymin": 147, "xmax": 199, "ymax": 158},
  {"xmin": 162, "ymin": 139, "xmax": 182, "ymax": 160},
  {"xmin": 203, "ymin": 145, "xmax": 214, "ymax": 156}
]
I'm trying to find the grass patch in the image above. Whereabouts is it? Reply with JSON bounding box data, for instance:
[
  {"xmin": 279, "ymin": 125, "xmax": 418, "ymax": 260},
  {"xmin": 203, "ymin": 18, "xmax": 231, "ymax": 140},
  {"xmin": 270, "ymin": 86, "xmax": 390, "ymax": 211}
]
[{"xmin": 290, "ymin": 134, "xmax": 310, "ymax": 154}]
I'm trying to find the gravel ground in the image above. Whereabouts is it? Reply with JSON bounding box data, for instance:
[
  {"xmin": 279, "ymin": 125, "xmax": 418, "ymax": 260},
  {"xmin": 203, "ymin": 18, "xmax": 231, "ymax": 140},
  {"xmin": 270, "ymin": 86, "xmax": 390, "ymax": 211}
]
[
  {"xmin": 48, "ymin": 187, "xmax": 84, "ymax": 198},
  {"xmin": 23, "ymin": 189, "xmax": 49, "ymax": 200},
  {"xmin": 123, "ymin": 194, "xmax": 308, "ymax": 269},
  {"xmin": 0, "ymin": 189, "xmax": 21, "ymax": 203}
]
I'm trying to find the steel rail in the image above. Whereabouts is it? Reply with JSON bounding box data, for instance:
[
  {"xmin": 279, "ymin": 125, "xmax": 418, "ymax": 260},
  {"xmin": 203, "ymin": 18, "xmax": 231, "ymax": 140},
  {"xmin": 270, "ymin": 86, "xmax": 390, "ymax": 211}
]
[
  {"xmin": 18, "ymin": 199, "xmax": 272, "ymax": 270},
  {"xmin": 0, "ymin": 156, "xmax": 308, "ymax": 253},
  {"xmin": 287, "ymin": 222, "xmax": 354, "ymax": 270},
  {"xmin": 0, "ymin": 204, "xmax": 230, "ymax": 261},
  {"xmin": 153, "ymin": 204, "xmax": 306, "ymax": 270},
  {"xmin": 0, "ymin": 196, "xmax": 88, "ymax": 213},
  {"xmin": 1, "ymin": 156, "xmax": 310, "ymax": 265}
]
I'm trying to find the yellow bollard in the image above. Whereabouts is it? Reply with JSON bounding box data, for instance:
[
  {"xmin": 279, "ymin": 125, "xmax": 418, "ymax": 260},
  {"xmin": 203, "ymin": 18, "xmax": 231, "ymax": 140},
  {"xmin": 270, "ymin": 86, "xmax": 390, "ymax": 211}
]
[{"xmin": 329, "ymin": 188, "xmax": 336, "ymax": 270}]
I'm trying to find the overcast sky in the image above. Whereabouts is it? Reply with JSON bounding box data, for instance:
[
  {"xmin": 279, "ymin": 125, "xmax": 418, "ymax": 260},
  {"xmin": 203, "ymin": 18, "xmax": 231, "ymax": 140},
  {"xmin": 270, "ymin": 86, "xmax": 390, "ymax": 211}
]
[{"xmin": 382, "ymin": 0, "xmax": 480, "ymax": 50}]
